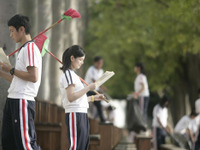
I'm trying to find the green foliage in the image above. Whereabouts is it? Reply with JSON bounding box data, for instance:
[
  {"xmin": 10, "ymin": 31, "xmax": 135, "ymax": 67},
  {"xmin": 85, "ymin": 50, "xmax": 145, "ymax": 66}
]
[{"xmin": 85, "ymin": 0, "xmax": 200, "ymax": 98}]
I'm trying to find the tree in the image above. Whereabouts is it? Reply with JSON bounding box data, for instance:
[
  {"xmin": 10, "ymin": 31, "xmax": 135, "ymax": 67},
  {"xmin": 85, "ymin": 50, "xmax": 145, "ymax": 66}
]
[{"xmin": 86, "ymin": 0, "xmax": 200, "ymax": 122}]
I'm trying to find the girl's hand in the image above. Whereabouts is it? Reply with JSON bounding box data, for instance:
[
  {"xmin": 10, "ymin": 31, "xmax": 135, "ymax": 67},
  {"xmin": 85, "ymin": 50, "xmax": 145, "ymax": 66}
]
[
  {"xmin": 94, "ymin": 94, "xmax": 105, "ymax": 101},
  {"xmin": 88, "ymin": 83, "xmax": 96, "ymax": 91},
  {"xmin": 132, "ymin": 92, "xmax": 138, "ymax": 99}
]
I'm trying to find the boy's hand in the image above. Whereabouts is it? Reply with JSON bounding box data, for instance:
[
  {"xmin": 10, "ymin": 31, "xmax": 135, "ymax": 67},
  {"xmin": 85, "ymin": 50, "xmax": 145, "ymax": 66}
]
[{"xmin": 0, "ymin": 62, "xmax": 12, "ymax": 73}]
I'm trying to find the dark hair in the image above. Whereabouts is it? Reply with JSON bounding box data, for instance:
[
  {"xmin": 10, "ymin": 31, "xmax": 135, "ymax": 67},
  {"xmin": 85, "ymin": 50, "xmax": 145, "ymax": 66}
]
[
  {"xmin": 8, "ymin": 14, "xmax": 31, "ymax": 34},
  {"xmin": 160, "ymin": 95, "xmax": 169, "ymax": 107},
  {"xmin": 94, "ymin": 56, "xmax": 103, "ymax": 62},
  {"xmin": 135, "ymin": 62, "xmax": 146, "ymax": 75},
  {"xmin": 60, "ymin": 45, "xmax": 85, "ymax": 72},
  {"xmin": 190, "ymin": 107, "xmax": 198, "ymax": 116},
  {"xmin": 198, "ymin": 88, "xmax": 200, "ymax": 95}
]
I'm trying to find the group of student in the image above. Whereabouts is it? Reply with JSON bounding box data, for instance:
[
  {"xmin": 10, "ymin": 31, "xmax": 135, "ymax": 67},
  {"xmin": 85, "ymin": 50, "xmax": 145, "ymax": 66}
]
[
  {"xmin": 152, "ymin": 91, "xmax": 200, "ymax": 150},
  {"xmin": 132, "ymin": 63, "xmax": 200, "ymax": 150},
  {"xmin": 0, "ymin": 14, "xmax": 106, "ymax": 150}
]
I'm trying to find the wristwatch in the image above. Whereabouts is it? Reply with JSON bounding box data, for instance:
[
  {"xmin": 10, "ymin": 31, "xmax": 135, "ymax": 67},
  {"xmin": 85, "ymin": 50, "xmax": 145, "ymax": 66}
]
[{"xmin": 10, "ymin": 68, "xmax": 15, "ymax": 75}]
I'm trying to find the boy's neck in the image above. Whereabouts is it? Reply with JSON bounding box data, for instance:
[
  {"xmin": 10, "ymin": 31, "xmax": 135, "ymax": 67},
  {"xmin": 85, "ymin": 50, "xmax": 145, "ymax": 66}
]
[{"xmin": 20, "ymin": 34, "xmax": 32, "ymax": 45}]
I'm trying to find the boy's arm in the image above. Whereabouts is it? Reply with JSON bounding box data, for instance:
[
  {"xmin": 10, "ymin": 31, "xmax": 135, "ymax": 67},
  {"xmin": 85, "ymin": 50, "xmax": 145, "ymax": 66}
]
[
  {"xmin": 0, "ymin": 70, "xmax": 13, "ymax": 82},
  {"xmin": 157, "ymin": 117, "xmax": 172, "ymax": 133},
  {"xmin": 0, "ymin": 62, "xmax": 38, "ymax": 83},
  {"xmin": 188, "ymin": 128, "xmax": 195, "ymax": 143}
]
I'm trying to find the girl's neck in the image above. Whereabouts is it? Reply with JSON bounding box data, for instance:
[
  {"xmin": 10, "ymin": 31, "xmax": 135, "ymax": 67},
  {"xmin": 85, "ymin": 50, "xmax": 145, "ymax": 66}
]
[{"xmin": 70, "ymin": 66, "xmax": 76, "ymax": 71}]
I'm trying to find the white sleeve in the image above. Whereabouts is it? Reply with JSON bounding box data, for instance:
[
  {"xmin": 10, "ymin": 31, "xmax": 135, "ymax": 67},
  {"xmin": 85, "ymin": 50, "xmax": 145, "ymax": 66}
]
[
  {"xmin": 139, "ymin": 75, "xmax": 145, "ymax": 84},
  {"xmin": 63, "ymin": 70, "xmax": 76, "ymax": 89},
  {"xmin": 156, "ymin": 107, "xmax": 162, "ymax": 119},
  {"xmin": 85, "ymin": 67, "xmax": 92, "ymax": 82},
  {"xmin": 23, "ymin": 42, "xmax": 41, "ymax": 68}
]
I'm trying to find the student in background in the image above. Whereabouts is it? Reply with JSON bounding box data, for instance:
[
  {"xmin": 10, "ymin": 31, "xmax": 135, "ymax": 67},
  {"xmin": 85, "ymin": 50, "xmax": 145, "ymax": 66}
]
[
  {"xmin": 195, "ymin": 88, "xmax": 200, "ymax": 113},
  {"xmin": 174, "ymin": 108, "xmax": 198, "ymax": 149},
  {"xmin": 175, "ymin": 109, "xmax": 198, "ymax": 136},
  {"xmin": 106, "ymin": 106, "xmax": 115, "ymax": 123},
  {"xmin": 152, "ymin": 96, "xmax": 172, "ymax": 150},
  {"xmin": 85, "ymin": 56, "xmax": 105, "ymax": 122},
  {"xmin": 133, "ymin": 62, "xmax": 150, "ymax": 122}
]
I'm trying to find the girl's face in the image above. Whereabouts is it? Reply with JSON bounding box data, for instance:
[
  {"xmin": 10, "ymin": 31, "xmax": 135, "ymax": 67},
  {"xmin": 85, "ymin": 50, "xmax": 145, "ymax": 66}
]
[
  {"xmin": 134, "ymin": 66, "xmax": 140, "ymax": 73},
  {"xmin": 71, "ymin": 55, "xmax": 85, "ymax": 70}
]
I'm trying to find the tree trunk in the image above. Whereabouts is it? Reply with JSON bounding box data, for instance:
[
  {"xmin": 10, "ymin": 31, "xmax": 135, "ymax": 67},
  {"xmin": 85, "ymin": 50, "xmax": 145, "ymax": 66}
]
[
  {"xmin": 49, "ymin": 0, "xmax": 65, "ymax": 104},
  {"xmin": 0, "ymin": 0, "xmax": 17, "ymax": 149},
  {"xmin": 17, "ymin": 0, "xmax": 38, "ymax": 36},
  {"xmin": 37, "ymin": 0, "xmax": 52, "ymax": 101}
]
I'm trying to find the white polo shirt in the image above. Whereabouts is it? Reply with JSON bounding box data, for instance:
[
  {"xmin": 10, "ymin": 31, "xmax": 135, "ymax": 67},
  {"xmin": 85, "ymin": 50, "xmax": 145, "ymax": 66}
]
[
  {"xmin": 152, "ymin": 104, "xmax": 168, "ymax": 128},
  {"xmin": 195, "ymin": 98, "xmax": 200, "ymax": 113},
  {"xmin": 85, "ymin": 66, "xmax": 104, "ymax": 90},
  {"xmin": 188, "ymin": 115, "xmax": 200, "ymax": 134},
  {"xmin": 60, "ymin": 69, "xmax": 89, "ymax": 113},
  {"xmin": 8, "ymin": 41, "xmax": 42, "ymax": 101},
  {"xmin": 174, "ymin": 115, "xmax": 191, "ymax": 134},
  {"xmin": 134, "ymin": 73, "xmax": 149, "ymax": 97}
]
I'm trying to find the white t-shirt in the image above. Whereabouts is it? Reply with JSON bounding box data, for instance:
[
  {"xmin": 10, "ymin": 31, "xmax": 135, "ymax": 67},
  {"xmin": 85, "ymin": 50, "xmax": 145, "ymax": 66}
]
[
  {"xmin": 85, "ymin": 66, "xmax": 104, "ymax": 90},
  {"xmin": 152, "ymin": 104, "xmax": 168, "ymax": 128},
  {"xmin": 134, "ymin": 73, "xmax": 149, "ymax": 97},
  {"xmin": 195, "ymin": 98, "xmax": 200, "ymax": 113},
  {"xmin": 174, "ymin": 115, "xmax": 191, "ymax": 134},
  {"xmin": 8, "ymin": 41, "xmax": 42, "ymax": 101},
  {"xmin": 60, "ymin": 69, "xmax": 89, "ymax": 113},
  {"xmin": 188, "ymin": 115, "xmax": 200, "ymax": 134}
]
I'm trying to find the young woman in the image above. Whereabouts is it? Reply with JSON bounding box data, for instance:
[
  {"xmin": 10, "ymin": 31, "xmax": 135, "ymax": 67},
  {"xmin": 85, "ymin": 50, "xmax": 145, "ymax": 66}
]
[
  {"xmin": 60, "ymin": 45, "xmax": 105, "ymax": 150},
  {"xmin": 133, "ymin": 62, "xmax": 150, "ymax": 122}
]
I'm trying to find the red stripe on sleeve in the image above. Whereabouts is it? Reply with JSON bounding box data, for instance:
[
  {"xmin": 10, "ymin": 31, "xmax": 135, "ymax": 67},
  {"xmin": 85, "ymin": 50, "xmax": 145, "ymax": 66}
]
[
  {"xmin": 32, "ymin": 43, "xmax": 35, "ymax": 66},
  {"xmin": 28, "ymin": 44, "xmax": 31, "ymax": 66}
]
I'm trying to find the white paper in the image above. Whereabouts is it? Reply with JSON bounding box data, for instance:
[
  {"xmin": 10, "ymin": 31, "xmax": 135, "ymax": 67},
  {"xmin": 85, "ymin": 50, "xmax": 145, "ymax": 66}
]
[
  {"xmin": 95, "ymin": 71, "xmax": 115, "ymax": 88},
  {"xmin": 0, "ymin": 48, "xmax": 10, "ymax": 64}
]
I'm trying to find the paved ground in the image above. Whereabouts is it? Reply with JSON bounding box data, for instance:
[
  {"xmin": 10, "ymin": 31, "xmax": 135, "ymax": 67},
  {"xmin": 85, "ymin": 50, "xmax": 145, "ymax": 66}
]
[{"xmin": 114, "ymin": 143, "xmax": 136, "ymax": 150}]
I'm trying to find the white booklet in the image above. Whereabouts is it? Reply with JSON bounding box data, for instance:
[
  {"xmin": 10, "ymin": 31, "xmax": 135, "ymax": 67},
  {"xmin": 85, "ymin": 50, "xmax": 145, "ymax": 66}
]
[
  {"xmin": 0, "ymin": 48, "xmax": 10, "ymax": 64},
  {"xmin": 95, "ymin": 71, "xmax": 115, "ymax": 88}
]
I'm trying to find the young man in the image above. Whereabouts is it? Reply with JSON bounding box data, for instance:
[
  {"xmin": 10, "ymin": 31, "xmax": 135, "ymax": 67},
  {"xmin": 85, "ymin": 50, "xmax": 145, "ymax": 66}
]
[
  {"xmin": 174, "ymin": 109, "xmax": 198, "ymax": 136},
  {"xmin": 85, "ymin": 56, "xmax": 105, "ymax": 122},
  {"xmin": 152, "ymin": 96, "xmax": 172, "ymax": 150},
  {"xmin": 174, "ymin": 109, "xmax": 198, "ymax": 149},
  {"xmin": 0, "ymin": 15, "xmax": 41, "ymax": 150}
]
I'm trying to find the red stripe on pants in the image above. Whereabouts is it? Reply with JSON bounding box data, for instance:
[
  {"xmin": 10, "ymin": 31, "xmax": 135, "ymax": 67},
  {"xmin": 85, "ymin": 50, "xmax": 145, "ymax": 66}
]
[
  {"xmin": 72, "ymin": 113, "xmax": 75, "ymax": 150},
  {"xmin": 22, "ymin": 99, "xmax": 30, "ymax": 150}
]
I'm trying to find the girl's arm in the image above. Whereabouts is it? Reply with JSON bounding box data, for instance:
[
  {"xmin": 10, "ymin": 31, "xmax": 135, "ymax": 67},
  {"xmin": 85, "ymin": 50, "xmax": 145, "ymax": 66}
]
[
  {"xmin": 133, "ymin": 82, "xmax": 145, "ymax": 98},
  {"xmin": 136, "ymin": 82, "xmax": 145, "ymax": 95},
  {"xmin": 66, "ymin": 83, "xmax": 96, "ymax": 102},
  {"xmin": 88, "ymin": 94, "xmax": 105, "ymax": 102}
]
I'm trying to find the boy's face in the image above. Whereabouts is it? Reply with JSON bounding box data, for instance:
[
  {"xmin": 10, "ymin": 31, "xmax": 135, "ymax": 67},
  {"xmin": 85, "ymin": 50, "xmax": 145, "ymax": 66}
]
[
  {"xmin": 164, "ymin": 101, "xmax": 169, "ymax": 107},
  {"xmin": 94, "ymin": 59, "xmax": 103, "ymax": 69},
  {"xmin": 9, "ymin": 26, "xmax": 23, "ymax": 43}
]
